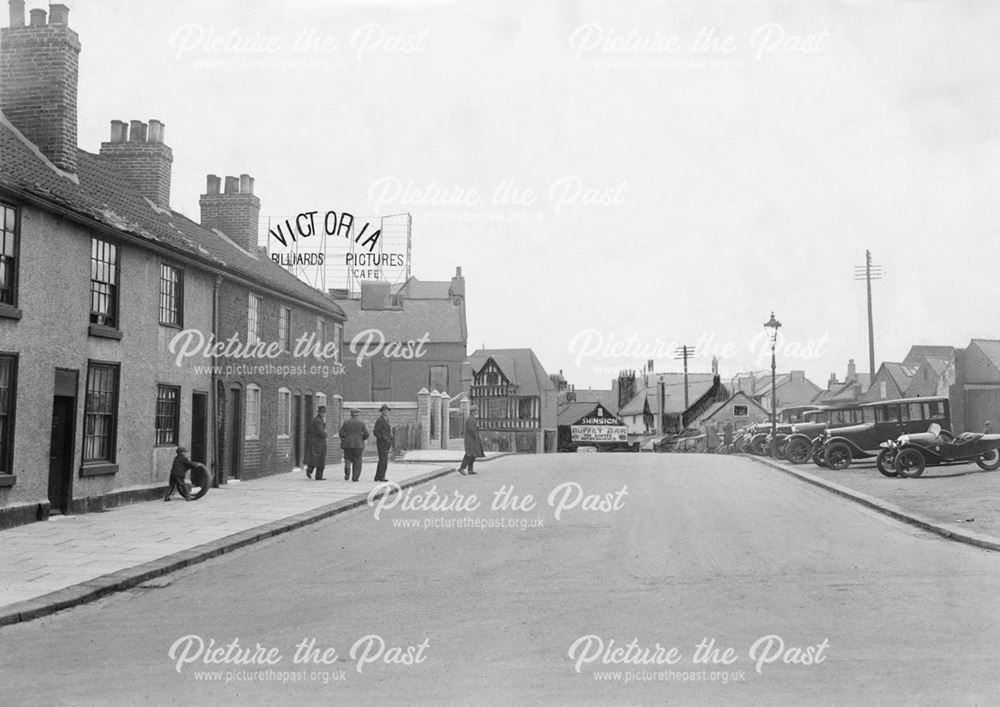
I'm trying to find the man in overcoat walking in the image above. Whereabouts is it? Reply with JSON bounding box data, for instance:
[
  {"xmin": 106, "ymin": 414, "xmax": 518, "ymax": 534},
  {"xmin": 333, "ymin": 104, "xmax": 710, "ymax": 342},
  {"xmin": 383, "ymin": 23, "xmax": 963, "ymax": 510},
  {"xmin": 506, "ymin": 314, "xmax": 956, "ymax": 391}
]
[
  {"xmin": 340, "ymin": 408, "xmax": 370, "ymax": 482},
  {"xmin": 458, "ymin": 404, "xmax": 485, "ymax": 475},
  {"xmin": 373, "ymin": 403, "xmax": 393, "ymax": 482},
  {"xmin": 305, "ymin": 406, "xmax": 328, "ymax": 480}
]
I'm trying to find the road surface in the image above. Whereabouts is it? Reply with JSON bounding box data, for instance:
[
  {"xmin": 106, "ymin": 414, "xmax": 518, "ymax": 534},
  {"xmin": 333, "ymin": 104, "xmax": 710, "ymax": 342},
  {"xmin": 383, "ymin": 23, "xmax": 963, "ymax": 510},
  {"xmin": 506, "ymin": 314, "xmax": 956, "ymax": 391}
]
[{"xmin": 1, "ymin": 453, "xmax": 997, "ymax": 705}]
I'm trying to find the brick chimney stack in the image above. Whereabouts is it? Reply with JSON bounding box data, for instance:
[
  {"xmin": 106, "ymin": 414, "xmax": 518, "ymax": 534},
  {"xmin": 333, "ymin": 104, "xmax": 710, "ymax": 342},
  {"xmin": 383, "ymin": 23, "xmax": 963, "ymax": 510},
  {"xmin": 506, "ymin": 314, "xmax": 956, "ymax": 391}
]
[
  {"xmin": 99, "ymin": 119, "xmax": 174, "ymax": 207},
  {"xmin": 0, "ymin": 2, "xmax": 81, "ymax": 173},
  {"xmin": 199, "ymin": 173, "xmax": 261, "ymax": 253}
]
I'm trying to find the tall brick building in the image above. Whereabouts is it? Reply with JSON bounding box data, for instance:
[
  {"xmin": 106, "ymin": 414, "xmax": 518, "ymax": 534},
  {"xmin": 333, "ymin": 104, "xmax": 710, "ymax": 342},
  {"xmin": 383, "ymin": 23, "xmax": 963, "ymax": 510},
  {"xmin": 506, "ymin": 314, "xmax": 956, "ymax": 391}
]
[{"xmin": 0, "ymin": 3, "xmax": 345, "ymax": 527}]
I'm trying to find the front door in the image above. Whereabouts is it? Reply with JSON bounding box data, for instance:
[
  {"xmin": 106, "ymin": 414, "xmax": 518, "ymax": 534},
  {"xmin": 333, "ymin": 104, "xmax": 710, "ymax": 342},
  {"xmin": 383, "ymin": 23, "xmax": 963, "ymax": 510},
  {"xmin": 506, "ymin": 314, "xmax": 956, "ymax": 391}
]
[
  {"xmin": 228, "ymin": 387, "xmax": 242, "ymax": 479},
  {"xmin": 191, "ymin": 392, "xmax": 208, "ymax": 465},
  {"xmin": 48, "ymin": 395, "xmax": 75, "ymax": 515},
  {"xmin": 292, "ymin": 394, "xmax": 302, "ymax": 466}
]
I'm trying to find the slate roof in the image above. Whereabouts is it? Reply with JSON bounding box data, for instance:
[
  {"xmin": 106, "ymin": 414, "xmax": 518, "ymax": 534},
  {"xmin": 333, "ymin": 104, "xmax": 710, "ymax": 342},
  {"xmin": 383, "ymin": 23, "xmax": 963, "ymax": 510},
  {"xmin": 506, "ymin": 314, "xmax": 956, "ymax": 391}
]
[
  {"xmin": 905, "ymin": 356, "xmax": 950, "ymax": 397},
  {"xmin": 336, "ymin": 297, "xmax": 465, "ymax": 342},
  {"xmin": 557, "ymin": 401, "xmax": 622, "ymax": 426},
  {"xmin": 970, "ymin": 339, "xmax": 1000, "ymax": 370},
  {"xmin": 619, "ymin": 374, "xmax": 716, "ymax": 416},
  {"xmin": 700, "ymin": 392, "xmax": 769, "ymax": 421},
  {"xmin": 571, "ymin": 388, "xmax": 618, "ymax": 412},
  {"xmin": 903, "ymin": 345, "xmax": 955, "ymax": 365},
  {"xmin": 0, "ymin": 111, "xmax": 343, "ymax": 317},
  {"xmin": 393, "ymin": 277, "xmax": 453, "ymax": 300},
  {"xmin": 882, "ymin": 363, "xmax": 919, "ymax": 394},
  {"xmin": 469, "ymin": 348, "xmax": 556, "ymax": 397}
]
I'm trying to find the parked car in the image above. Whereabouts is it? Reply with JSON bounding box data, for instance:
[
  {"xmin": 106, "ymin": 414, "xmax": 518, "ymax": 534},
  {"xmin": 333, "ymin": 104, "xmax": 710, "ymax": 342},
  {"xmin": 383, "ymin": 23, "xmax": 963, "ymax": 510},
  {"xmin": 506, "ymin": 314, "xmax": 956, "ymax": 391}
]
[
  {"xmin": 783, "ymin": 405, "xmax": 865, "ymax": 465},
  {"xmin": 888, "ymin": 423, "xmax": 1000, "ymax": 477},
  {"xmin": 819, "ymin": 397, "xmax": 950, "ymax": 470}
]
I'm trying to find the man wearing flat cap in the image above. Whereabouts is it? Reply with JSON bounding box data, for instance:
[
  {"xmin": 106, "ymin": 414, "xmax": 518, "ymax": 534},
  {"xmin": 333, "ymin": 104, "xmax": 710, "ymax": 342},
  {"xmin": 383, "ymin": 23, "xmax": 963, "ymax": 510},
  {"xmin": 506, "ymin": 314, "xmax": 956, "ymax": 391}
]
[
  {"xmin": 373, "ymin": 403, "xmax": 394, "ymax": 482},
  {"xmin": 305, "ymin": 405, "xmax": 328, "ymax": 480},
  {"xmin": 339, "ymin": 408, "xmax": 370, "ymax": 482}
]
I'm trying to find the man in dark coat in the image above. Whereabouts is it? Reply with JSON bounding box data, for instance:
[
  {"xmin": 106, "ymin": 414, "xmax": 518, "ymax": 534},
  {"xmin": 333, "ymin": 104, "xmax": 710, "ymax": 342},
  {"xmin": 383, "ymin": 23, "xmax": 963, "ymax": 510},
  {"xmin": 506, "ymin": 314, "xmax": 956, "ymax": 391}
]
[
  {"xmin": 458, "ymin": 404, "xmax": 485, "ymax": 476},
  {"xmin": 340, "ymin": 408, "xmax": 370, "ymax": 482},
  {"xmin": 373, "ymin": 404, "xmax": 393, "ymax": 482},
  {"xmin": 305, "ymin": 406, "xmax": 328, "ymax": 480}
]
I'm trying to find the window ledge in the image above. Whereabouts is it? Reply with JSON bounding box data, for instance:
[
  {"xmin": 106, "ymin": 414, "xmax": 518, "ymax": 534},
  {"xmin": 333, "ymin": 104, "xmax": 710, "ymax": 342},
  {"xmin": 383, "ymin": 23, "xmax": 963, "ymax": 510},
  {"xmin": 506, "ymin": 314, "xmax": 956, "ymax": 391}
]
[
  {"xmin": 80, "ymin": 463, "xmax": 118, "ymax": 477},
  {"xmin": 0, "ymin": 304, "xmax": 22, "ymax": 320},
  {"xmin": 159, "ymin": 321, "xmax": 183, "ymax": 330},
  {"xmin": 0, "ymin": 475, "xmax": 16, "ymax": 488},
  {"xmin": 89, "ymin": 324, "xmax": 123, "ymax": 340}
]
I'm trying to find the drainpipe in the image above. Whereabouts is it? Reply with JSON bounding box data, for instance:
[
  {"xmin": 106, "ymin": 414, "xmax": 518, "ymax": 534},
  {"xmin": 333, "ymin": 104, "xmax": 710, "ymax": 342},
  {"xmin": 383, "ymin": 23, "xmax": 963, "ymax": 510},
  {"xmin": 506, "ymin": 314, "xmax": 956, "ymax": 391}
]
[{"xmin": 211, "ymin": 275, "xmax": 222, "ymax": 487}]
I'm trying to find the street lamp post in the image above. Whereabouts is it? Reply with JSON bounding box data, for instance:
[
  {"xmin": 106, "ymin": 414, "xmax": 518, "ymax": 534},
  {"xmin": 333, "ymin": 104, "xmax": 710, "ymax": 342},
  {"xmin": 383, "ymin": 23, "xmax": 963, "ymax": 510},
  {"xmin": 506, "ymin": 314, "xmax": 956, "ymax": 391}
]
[
  {"xmin": 659, "ymin": 374, "xmax": 665, "ymax": 435},
  {"xmin": 764, "ymin": 312, "xmax": 782, "ymax": 447}
]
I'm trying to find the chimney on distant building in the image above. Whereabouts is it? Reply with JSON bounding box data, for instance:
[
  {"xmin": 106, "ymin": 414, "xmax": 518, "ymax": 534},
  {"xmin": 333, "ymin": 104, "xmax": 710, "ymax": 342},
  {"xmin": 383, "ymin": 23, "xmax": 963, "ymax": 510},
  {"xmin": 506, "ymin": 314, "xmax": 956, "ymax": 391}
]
[
  {"xmin": 711, "ymin": 356, "xmax": 719, "ymax": 376},
  {"xmin": 847, "ymin": 359, "xmax": 857, "ymax": 382},
  {"xmin": 99, "ymin": 119, "xmax": 173, "ymax": 207},
  {"xmin": 0, "ymin": 2, "xmax": 81, "ymax": 172},
  {"xmin": 199, "ymin": 173, "xmax": 261, "ymax": 253},
  {"xmin": 449, "ymin": 266, "xmax": 465, "ymax": 304},
  {"xmin": 828, "ymin": 372, "xmax": 837, "ymax": 390}
]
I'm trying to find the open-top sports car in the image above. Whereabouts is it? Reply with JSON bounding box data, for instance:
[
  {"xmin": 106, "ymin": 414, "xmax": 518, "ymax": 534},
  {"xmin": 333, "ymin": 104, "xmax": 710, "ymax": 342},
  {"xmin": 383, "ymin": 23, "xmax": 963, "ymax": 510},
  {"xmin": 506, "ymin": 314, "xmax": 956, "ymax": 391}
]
[{"xmin": 891, "ymin": 423, "xmax": 1000, "ymax": 478}]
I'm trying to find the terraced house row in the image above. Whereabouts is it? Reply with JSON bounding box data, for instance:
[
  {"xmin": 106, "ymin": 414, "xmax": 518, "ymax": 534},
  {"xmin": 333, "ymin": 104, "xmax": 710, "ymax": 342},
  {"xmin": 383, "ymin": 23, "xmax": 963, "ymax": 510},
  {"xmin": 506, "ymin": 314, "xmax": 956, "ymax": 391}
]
[{"xmin": 0, "ymin": 4, "xmax": 347, "ymax": 527}]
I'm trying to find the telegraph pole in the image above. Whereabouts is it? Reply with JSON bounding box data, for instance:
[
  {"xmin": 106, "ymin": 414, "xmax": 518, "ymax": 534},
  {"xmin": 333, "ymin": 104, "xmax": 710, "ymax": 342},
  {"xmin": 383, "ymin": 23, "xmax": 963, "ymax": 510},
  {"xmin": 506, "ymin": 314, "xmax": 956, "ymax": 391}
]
[
  {"xmin": 854, "ymin": 250, "xmax": 883, "ymax": 380},
  {"xmin": 673, "ymin": 345, "xmax": 695, "ymax": 412}
]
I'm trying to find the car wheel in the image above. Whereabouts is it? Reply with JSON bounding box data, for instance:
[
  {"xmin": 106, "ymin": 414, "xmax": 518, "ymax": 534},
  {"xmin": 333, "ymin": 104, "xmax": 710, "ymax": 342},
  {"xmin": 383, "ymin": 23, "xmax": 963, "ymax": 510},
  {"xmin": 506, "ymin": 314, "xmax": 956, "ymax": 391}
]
[
  {"xmin": 811, "ymin": 444, "xmax": 828, "ymax": 468},
  {"xmin": 823, "ymin": 441, "xmax": 853, "ymax": 471},
  {"xmin": 749, "ymin": 434, "xmax": 768, "ymax": 456},
  {"xmin": 785, "ymin": 438, "xmax": 811, "ymax": 465},
  {"xmin": 894, "ymin": 447, "xmax": 926, "ymax": 478},
  {"xmin": 976, "ymin": 449, "xmax": 1000, "ymax": 471},
  {"xmin": 876, "ymin": 448, "xmax": 898, "ymax": 477}
]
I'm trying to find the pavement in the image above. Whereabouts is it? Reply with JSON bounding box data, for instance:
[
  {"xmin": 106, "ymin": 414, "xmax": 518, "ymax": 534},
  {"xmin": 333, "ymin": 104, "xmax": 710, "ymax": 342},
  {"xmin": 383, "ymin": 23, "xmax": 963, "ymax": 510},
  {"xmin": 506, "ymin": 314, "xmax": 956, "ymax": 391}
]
[
  {"xmin": 0, "ymin": 454, "xmax": 503, "ymax": 627},
  {"xmin": 747, "ymin": 454, "xmax": 1000, "ymax": 551}
]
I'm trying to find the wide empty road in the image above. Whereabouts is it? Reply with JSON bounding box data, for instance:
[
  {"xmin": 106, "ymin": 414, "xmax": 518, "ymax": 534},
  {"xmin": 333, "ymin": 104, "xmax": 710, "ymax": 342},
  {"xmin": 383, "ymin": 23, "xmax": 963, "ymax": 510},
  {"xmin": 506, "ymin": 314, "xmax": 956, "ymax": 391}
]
[{"xmin": 2, "ymin": 454, "xmax": 998, "ymax": 705}]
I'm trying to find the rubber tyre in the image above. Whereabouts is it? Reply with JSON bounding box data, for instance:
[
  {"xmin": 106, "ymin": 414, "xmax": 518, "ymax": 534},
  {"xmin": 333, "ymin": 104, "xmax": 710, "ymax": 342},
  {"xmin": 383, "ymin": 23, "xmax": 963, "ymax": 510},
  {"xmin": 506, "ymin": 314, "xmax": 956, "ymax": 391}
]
[
  {"xmin": 188, "ymin": 464, "xmax": 211, "ymax": 500},
  {"xmin": 749, "ymin": 434, "xmax": 768, "ymax": 456},
  {"xmin": 770, "ymin": 439, "xmax": 787, "ymax": 460},
  {"xmin": 976, "ymin": 449, "xmax": 1000, "ymax": 471},
  {"xmin": 823, "ymin": 441, "xmax": 853, "ymax": 471},
  {"xmin": 894, "ymin": 447, "xmax": 926, "ymax": 478},
  {"xmin": 876, "ymin": 448, "xmax": 899, "ymax": 477},
  {"xmin": 785, "ymin": 438, "xmax": 811, "ymax": 465},
  {"xmin": 811, "ymin": 443, "xmax": 828, "ymax": 468}
]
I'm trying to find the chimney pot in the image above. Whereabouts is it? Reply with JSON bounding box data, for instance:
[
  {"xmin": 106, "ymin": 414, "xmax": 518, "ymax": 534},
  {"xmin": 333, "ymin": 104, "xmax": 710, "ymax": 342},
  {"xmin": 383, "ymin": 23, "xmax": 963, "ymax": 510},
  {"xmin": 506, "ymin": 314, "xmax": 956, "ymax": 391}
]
[
  {"xmin": 109, "ymin": 120, "xmax": 127, "ymax": 143},
  {"xmin": 206, "ymin": 174, "xmax": 220, "ymax": 195},
  {"xmin": 48, "ymin": 3, "xmax": 68, "ymax": 25},
  {"xmin": 28, "ymin": 7, "xmax": 44, "ymax": 25},
  {"xmin": 148, "ymin": 119, "xmax": 164, "ymax": 144},
  {"xmin": 239, "ymin": 174, "xmax": 251, "ymax": 194},
  {"xmin": 128, "ymin": 120, "xmax": 144, "ymax": 142},
  {"xmin": 224, "ymin": 176, "xmax": 239, "ymax": 194},
  {"xmin": 248, "ymin": 177, "xmax": 255, "ymax": 194},
  {"xmin": 9, "ymin": 0, "xmax": 25, "ymax": 27}
]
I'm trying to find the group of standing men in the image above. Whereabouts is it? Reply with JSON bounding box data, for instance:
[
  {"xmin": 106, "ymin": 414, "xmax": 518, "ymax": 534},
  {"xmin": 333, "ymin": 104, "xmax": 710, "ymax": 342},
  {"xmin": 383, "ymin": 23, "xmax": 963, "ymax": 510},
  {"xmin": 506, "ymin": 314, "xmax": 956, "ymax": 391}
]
[
  {"xmin": 302, "ymin": 403, "xmax": 487, "ymax": 480},
  {"xmin": 304, "ymin": 404, "xmax": 394, "ymax": 482}
]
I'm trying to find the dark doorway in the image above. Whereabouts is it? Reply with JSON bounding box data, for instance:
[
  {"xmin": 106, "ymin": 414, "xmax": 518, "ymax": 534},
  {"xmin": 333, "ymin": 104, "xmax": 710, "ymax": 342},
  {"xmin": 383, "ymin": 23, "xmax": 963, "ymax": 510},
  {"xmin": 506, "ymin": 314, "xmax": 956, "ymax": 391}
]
[
  {"xmin": 228, "ymin": 387, "xmax": 242, "ymax": 479},
  {"xmin": 304, "ymin": 394, "xmax": 314, "ymax": 431},
  {"xmin": 292, "ymin": 394, "xmax": 302, "ymax": 466},
  {"xmin": 48, "ymin": 369, "xmax": 78, "ymax": 515},
  {"xmin": 191, "ymin": 392, "xmax": 208, "ymax": 465}
]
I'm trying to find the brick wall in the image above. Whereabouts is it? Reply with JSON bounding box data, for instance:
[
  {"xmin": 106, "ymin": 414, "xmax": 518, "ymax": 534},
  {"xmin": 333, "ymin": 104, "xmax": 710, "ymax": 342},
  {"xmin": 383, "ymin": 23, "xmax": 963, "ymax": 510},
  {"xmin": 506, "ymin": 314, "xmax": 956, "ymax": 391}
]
[
  {"xmin": 200, "ymin": 176, "xmax": 260, "ymax": 252},
  {"xmin": 215, "ymin": 279, "xmax": 345, "ymax": 480},
  {"xmin": 99, "ymin": 120, "xmax": 172, "ymax": 208}
]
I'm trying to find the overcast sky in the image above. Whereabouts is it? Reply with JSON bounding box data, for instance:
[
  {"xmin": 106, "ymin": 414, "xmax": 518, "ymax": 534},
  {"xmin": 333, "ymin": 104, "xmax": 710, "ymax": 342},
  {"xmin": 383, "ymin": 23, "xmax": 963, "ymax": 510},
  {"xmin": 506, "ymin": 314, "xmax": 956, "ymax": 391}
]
[{"xmin": 68, "ymin": 0, "xmax": 1000, "ymax": 390}]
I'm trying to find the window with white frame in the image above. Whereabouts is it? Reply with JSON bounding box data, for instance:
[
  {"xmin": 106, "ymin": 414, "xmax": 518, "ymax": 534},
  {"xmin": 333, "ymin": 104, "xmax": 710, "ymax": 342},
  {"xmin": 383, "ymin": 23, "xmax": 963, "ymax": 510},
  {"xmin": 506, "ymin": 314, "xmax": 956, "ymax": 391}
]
[
  {"xmin": 245, "ymin": 384, "xmax": 261, "ymax": 439},
  {"xmin": 247, "ymin": 294, "xmax": 262, "ymax": 345},
  {"xmin": 879, "ymin": 381, "xmax": 887, "ymax": 399},
  {"xmin": 333, "ymin": 322, "xmax": 343, "ymax": 364},
  {"xmin": 278, "ymin": 306, "xmax": 291, "ymax": 352},
  {"xmin": 277, "ymin": 387, "xmax": 291, "ymax": 437}
]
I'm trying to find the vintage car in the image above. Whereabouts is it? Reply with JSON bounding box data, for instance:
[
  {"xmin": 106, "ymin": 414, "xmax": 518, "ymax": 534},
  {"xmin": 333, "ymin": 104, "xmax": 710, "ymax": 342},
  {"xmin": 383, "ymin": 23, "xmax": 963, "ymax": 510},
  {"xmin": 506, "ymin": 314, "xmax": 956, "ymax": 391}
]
[
  {"xmin": 887, "ymin": 423, "xmax": 1000, "ymax": 477},
  {"xmin": 819, "ymin": 396, "xmax": 950, "ymax": 470},
  {"xmin": 761, "ymin": 405, "xmax": 826, "ymax": 458},
  {"xmin": 783, "ymin": 405, "xmax": 865, "ymax": 465}
]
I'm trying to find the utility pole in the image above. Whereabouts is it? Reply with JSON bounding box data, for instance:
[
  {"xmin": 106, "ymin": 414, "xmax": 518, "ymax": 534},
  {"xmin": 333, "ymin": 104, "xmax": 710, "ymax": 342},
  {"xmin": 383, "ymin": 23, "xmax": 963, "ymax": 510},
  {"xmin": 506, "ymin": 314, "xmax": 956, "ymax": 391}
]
[
  {"xmin": 854, "ymin": 250, "xmax": 883, "ymax": 381},
  {"xmin": 673, "ymin": 345, "xmax": 695, "ymax": 414}
]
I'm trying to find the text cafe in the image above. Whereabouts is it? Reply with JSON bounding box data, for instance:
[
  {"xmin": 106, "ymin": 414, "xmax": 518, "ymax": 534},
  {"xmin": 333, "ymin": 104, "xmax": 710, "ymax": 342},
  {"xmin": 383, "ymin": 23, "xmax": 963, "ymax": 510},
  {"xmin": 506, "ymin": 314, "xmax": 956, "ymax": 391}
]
[{"xmin": 557, "ymin": 402, "xmax": 630, "ymax": 452}]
